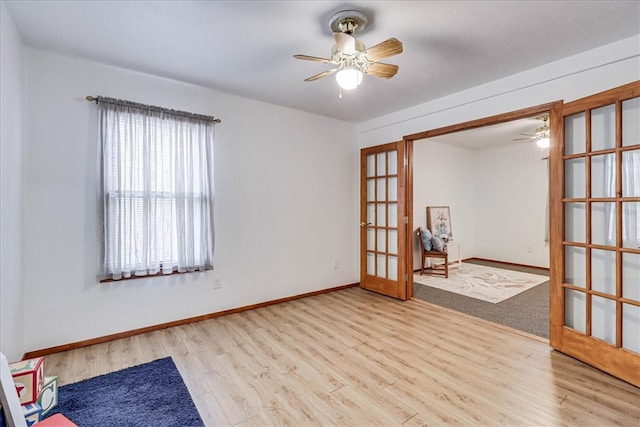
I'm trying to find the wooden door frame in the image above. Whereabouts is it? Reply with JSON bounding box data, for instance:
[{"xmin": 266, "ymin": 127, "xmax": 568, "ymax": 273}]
[{"xmin": 402, "ymin": 101, "xmax": 563, "ymax": 300}]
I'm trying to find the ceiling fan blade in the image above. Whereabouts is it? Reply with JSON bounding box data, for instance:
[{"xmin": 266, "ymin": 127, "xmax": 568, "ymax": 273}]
[
  {"xmin": 363, "ymin": 38, "xmax": 403, "ymax": 62},
  {"xmin": 293, "ymin": 54, "xmax": 332, "ymax": 64},
  {"xmin": 513, "ymin": 137, "xmax": 535, "ymax": 142},
  {"xmin": 364, "ymin": 62, "xmax": 399, "ymax": 79},
  {"xmin": 333, "ymin": 32, "xmax": 356, "ymax": 55},
  {"xmin": 304, "ymin": 68, "xmax": 337, "ymax": 82}
]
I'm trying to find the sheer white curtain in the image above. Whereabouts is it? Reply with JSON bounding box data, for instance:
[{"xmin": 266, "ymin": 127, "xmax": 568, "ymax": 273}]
[
  {"xmin": 623, "ymin": 150, "xmax": 640, "ymax": 247},
  {"xmin": 99, "ymin": 98, "xmax": 215, "ymax": 280},
  {"xmin": 600, "ymin": 149, "xmax": 640, "ymax": 247},
  {"xmin": 603, "ymin": 154, "xmax": 616, "ymax": 245}
]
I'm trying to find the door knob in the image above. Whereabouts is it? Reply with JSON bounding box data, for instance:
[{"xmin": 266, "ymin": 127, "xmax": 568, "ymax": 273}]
[{"xmin": 360, "ymin": 222, "xmax": 372, "ymax": 227}]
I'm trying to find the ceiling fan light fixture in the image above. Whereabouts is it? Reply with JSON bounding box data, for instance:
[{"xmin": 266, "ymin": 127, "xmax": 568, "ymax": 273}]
[
  {"xmin": 295, "ymin": 9, "xmax": 402, "ymax": 93},
  {"xmin": 336, "ymin": 68, "xmax": 363, "ymax": 90},
  {"xmin": 536, "ymin": 116, "xmax": 550, "ymax": 148},
  {"xmin": 536, "ymin": 135, "xmax": 550, "ymax": 149}
]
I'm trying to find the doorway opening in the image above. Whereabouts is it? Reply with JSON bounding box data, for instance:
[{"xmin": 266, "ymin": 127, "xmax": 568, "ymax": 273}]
[{"xmin": 405, "ymin": 102, "xmax": 561, "ymax": 339}]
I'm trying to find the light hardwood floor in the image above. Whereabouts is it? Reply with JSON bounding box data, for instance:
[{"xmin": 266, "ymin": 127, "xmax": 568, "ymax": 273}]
[{"xmin": 45, "ymin": 287, "xmax": 639, "ymax": 426}]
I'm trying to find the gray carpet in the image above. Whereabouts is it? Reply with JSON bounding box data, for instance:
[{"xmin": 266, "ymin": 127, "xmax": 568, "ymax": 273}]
[{"xmin": 413, "ymin": 259, "xmax": 549, "ymax": 339}]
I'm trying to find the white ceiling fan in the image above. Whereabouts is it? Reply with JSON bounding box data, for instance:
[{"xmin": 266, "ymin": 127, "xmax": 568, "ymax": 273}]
[
  {"xmin": 294, "ymin": 10, "xmax": 403, "ymax": 93},
  {"xmin": 514, "ymin": 115, "xmax": 550, "ymax": 148}
]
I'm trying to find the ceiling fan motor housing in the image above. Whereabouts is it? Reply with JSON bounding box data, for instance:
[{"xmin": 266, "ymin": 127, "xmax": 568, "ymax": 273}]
[{"xmin": 329, "ymin": 10, "xmax": 368, "ymax": 35}]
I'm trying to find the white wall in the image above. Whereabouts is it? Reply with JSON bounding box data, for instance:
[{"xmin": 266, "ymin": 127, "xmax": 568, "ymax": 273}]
[
  {"xmin": 473, "ymin": 143, "xmax": 549, "ymax": 267},
  {"xmin": 360, "ymin": 35, "xmax": 639, "ymax": 270},
  {"xmin": 412, "ymin": 141, "xmax": 476, "ymax": 266},
  {"xmin": 9, "ymin": 25, "xmax": 640, "ymax": 356},
  {"xmin": 21, "ymin": 49, "xmax": 359, "ymax": 353},
  {"xmin": 358, "ymin": 35, "xmax": 640, "ymax": 146},
  {"xmin": 412, "ymin": 139, "xmax": 548, "ymax": 268},
  {"xmin": 0, "ymin": 2, "xmax": 26, "ymax": 362}
]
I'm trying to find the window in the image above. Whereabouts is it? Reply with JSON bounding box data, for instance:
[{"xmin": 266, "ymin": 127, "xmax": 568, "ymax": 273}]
[{"xmin": 98, "ymin": 97, "xmax": 216, "ymax": 280}]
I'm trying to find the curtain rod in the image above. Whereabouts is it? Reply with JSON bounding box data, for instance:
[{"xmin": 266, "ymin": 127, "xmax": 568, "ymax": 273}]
[{"xmin": 86, "ymin": 95, "xmax": 221, "ymax": 123}]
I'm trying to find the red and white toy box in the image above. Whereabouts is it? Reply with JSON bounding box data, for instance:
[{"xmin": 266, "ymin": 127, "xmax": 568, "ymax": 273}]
[{"xmin": 9, "ymin": 357, "xmax": 44, "ymax": 405}]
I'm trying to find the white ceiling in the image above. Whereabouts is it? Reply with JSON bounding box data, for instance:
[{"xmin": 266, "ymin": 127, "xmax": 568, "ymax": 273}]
[
  {"xmin": 427, "ymin": 116, "xmax": 545, "ymax": 150},
  {"xmin": 5, "ymin": 1, "xmax": 639, "ymax": 125}
]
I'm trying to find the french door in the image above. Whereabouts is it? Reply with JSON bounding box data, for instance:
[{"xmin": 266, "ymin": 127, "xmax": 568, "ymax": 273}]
[
  {"xmin": 360, "ymin": 141, "xmax": 409, "ymax": 300},
  {"xmin": 550, "ymin": 81, "xmax": 640, "ymax": 386}
]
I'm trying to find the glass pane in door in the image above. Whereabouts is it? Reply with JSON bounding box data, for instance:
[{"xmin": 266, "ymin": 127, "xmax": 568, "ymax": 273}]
[
  {"xmin": 377, "ymin": 153, "xmax": 386, "ymax": 175},
  {"xmin": 367, "ymin": 179, "xmax": 375, "ymax": 201},
  {"xmin": 377, "ymin": 254, "xmax": 386, "ymax": 278},
  {"xmin": 622, "ymin": 303, "xmax": 640, "ymax": 354},
  {"xmin": 366, "ymin": 228, "xmax": 375, "ymax": 251},
  {"xmin": 591, "ymin": 154, "xmax": 616, "ymax": 198},
  {"xmin": 591, "ymin": 249, "xmax": 616, "ymax": 295},
  {"xmin": 388, "ymin": 177, "xmax": 398, "ymax": 201},
  {"xmin": 565, "ymin": 158, "xmax": 586, "ymax": 198},
  {"xmin": 622, "ymin": 150, "xmax": 640, "ymax": 197},
  {"xmin": 388, "ymin": 204, "xmax": 398, "ymax": 227},
  {"xmin": 388, "ymin": 230, "xmax": 398, "ymax": 255},
  {"xmin": 591, "ymin": 202, "xmax": 616, "ymax": 247},
  {"xmin": 622, "ymin": 97, "xmax": 640, "ymax": 147},
  {"xmin": 388, "ymin": 256, "xmax": 398, "ymax": 280},
  {"xmin": 622, "ymin": 252, "xmax": 640, "ymax": 301},
  {"xmin": 377, "ymin": 229, "xmax": 386, "ymax": 253},
  {"xmin": 377, "ymin": 178, "xmax": 386, "ymax": 201},
  {"xmin": 366, "ymin": 252, "xmax": 375, "ymax": 275},
  {"xmin": 591, "ymin": 295, "xmax": 616, "ymax": 345},
  {"xmin": 591, "ymin": 104, "xmax": 616, "ymax": 151},
  {"xmin": 565, "ymin": 246, "xmax": 587, "ymax": 288},
  {"xmin": 565, "ymin": 202, "xmax": 586, "ymax": 243},
  {"xmin": 565, "ymin": 112, "xmax": 586, "ymax": 154},
  {"xmin": 366, "ymin": 154, "xmax": 375, "ymax": 177},
  {"xmin": 376, "ymin": 204, "xmax": 386, "ymax": 226},
  {"xmin": 387, "ymin": 151, "xmax": 398, "ymax": 174},
  {"xmin": 622, "ymin": 202, "xmax": 640, "ymax": 249},
  {"xmin": 565, "ymin": 289, "xmax": 586, "ymax": 333},
  {"xmin": 367, "ymin": 204, "xmax": 375, "ymax": 225}
]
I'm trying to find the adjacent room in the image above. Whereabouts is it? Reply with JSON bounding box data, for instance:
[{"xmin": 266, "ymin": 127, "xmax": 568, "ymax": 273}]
[
  {"xmin": 412, "ymin": 117, "xmax": 552, "ymax": 338},
  {"xmin": 1, "ymin": 1, "xmax": 639, "ymax": 426}
]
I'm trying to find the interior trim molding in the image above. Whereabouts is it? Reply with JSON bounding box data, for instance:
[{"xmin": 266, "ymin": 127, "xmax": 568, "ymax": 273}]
[
  {"xmin": 24, "ymin": 283, "xmax": 360, "ymax": 359},
  {"xmin": 403, "ymin": 101, "xmax": 560, "ymax": 142}
]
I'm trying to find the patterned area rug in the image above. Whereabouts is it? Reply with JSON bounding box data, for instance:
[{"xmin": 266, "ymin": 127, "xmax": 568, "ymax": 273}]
[{"xmin": 413, "ymin": 262, "xmax": 548, "ymax": 304}]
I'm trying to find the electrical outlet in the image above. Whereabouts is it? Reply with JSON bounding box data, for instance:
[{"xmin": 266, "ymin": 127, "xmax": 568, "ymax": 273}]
[
  {"xmin": 526, "ymin": 246, "xmax": 533, "ymax": 253},
  {"xmin": 332, "ymin": 259, "xmax": 339, "ymax": 270},
  {"xmin": 213, "ymin": 277, "xmax": 222, "ymax": 289}
]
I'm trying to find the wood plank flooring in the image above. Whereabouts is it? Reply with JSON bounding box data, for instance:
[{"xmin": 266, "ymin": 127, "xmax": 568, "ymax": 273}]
[{"xmin": 45, "ymin": 287, "xmax": 640, "ymax": 426}]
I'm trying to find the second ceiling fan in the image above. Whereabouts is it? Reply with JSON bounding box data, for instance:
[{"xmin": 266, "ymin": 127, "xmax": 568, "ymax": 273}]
[
  {"xmin": 294, "ymin": 10, "xmax": 403, "ymax": 92},
  {"xmin": 514, "ymin": 115, "xmax": 551, "ymax": 148}
]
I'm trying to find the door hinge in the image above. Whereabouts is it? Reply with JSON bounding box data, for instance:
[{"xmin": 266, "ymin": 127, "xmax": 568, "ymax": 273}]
[
  {"xmin": 404, "ymin": 274, "xmax": 408, "ymax": 282},
  {"xmin": 404, "ymin": 216, "xmax": 408, "ymax": 224}
]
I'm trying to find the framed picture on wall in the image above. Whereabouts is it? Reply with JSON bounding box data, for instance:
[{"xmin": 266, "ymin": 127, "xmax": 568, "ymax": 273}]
[{"xmin": 427, "ymin": 206, "xmax": 453, "ymax": 240}]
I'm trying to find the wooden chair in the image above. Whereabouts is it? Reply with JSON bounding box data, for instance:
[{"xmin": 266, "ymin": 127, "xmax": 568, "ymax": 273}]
[{"xmin": 416, "ymin": 228, "xmax": 449, "ymax": 278}]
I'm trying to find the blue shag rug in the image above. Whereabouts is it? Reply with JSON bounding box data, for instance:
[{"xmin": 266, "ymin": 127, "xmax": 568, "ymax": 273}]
[{"xmin": 45, "ymin": 357, "xmax": 204, "ymax": 427}]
